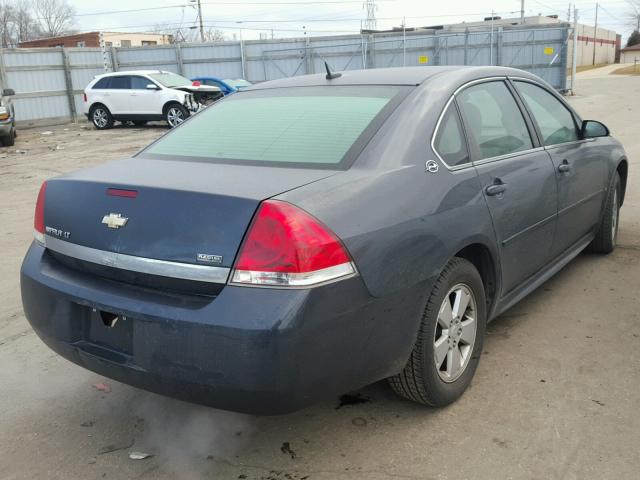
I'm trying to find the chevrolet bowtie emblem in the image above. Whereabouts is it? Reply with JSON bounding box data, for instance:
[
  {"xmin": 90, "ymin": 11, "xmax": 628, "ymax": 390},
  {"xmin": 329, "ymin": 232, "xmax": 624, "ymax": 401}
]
[{"xmin": 101, "ymin": 213, "xmax": 128, "ymax": 229}]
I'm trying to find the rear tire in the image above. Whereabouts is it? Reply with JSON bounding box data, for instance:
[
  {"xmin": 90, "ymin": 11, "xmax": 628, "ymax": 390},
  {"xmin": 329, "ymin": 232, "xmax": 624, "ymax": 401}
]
[
  {"xmin": 165, "ymin": 103, "xmax": 189, "ymax": 128},
  {"xmin": 1, "ymin": 127, "xmax": 15, "ymax": 147},
  {"xmin": 90, "ymin": 105, "xmax": 114, "ymax": 130},
  {"xmin": 388, "ymin": 257, "xmax": 486, "ymax": 407},
  {"xmin": 588, "ymin": 172, "xmax": 620, "ymax": 254}
]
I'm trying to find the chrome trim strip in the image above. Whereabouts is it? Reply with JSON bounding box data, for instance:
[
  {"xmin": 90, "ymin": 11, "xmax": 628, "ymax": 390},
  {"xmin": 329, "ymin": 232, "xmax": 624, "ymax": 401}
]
[
  {"xmin": 472, "ymin": 147, "xmax": 546, "ymax": 167},
  {"xmin": 557, "ymin": 189, "xmax": 604, "ymax": 216},
  {"xmin": 544, "ymin": 139, "xmax": 595, "ymax": 151},
  {"xmin": 501, "ymin": 213, "xmax": 557, "ymax": 246},
  {"xmin": 44, "ymin": 235, "xmax": 230, "ymax": 284}
]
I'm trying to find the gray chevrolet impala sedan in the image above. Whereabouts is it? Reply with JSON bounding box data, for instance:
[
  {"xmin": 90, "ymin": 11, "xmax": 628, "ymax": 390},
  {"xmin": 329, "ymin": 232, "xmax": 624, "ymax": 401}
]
[{"xmin": 21, "ymin": 66, "xmax": 628, "ymax": 414}]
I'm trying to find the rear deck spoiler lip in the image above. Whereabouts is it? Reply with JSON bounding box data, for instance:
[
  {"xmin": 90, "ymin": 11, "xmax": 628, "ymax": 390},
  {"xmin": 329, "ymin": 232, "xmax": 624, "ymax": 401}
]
[{"xmin": 42, "ymin": 235, "xmax": 230, "ymax": 284}]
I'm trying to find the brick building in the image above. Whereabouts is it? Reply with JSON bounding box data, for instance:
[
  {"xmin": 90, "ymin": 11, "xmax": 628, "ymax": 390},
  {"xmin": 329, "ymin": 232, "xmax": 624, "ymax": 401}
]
[{"xmin": 18, "ymin": 32, "xmax": 173, "ymax": 48}]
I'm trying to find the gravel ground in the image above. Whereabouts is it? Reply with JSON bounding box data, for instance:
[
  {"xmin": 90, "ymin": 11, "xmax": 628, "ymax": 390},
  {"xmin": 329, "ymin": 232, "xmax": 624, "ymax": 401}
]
[{"xmin": 0, "ymin": 69, "xmax": 638, "ymax": 480}]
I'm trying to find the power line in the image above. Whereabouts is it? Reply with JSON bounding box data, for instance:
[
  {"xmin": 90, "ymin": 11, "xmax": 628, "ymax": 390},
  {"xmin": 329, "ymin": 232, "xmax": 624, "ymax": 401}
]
[
  {"xmin": 92, "ymin": 10, "xmax": 526, "ymax": 33},
  {"xmin": 529, "ymin": 0, "xmax": 567, "ymax": 14},
  {"xmin": 73, "ymin": 0, "xmax": 395, "ymax": 18}
]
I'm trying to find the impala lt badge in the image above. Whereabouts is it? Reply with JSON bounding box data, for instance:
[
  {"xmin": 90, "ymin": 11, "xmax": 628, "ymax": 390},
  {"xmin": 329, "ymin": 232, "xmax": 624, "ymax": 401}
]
[
  {"xmin": 45, "ymin": 226, "xmax": 70, "ymax": 239},
  {"xmin": 197, "ymin": 253, "xmax": 223, "ymax": 264},
  {"xmin": 102, "ymin": 213, "xmax": 128, "ymax": 229}
]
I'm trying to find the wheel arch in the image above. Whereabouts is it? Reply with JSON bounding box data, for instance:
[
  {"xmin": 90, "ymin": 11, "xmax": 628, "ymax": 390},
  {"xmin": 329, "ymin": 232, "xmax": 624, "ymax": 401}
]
[
  {"xmin": 88, "ymin": 102, "xmax": 110, "ymax": 114},
  {"xmin": 162, "ymin": 100, "xmax": 184, "ymax": 115},
  {"xmin": 616, "ymin": 158, "xmax": 628, "ymax": 206},
  {"xmin": 454, "ymin": 243, "xmax": 499, "ymax": 318}
]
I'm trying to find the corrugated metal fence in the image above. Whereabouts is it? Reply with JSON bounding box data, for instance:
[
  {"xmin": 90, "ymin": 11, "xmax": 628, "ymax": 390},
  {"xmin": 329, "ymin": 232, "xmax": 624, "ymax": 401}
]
[{"xmin": 0, "ymin": 25, "xmax": 569, "ymax": 124}]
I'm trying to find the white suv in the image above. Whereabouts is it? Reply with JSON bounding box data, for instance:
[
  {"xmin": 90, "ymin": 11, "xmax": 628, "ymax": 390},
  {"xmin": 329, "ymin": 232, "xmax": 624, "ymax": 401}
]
[{"xmin": 83, "ymin": 70, "xmax": 221, "ymax": 129}]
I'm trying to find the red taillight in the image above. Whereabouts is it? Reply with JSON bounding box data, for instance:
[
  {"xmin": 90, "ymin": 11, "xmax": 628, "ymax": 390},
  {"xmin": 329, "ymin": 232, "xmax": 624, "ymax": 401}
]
[
  {"xmin": 34, "ymin": 181, "xmax": 47, "ymax": 244},
  {"xmin": 231, "ymin": 200, "xmax": 356, "ymax": 287},
  {"xmin": 192, "ymin": 80, "xmax": 201, "ymax": 86},
  {"xmin": 83, "ymin": 93, "xmax": 87, "ymax": 102}
]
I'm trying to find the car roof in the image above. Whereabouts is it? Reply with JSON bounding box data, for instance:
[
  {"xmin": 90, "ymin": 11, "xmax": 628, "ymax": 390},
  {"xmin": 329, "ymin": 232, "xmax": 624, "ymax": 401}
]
[
  {"xmin": 94, "ymin": 70, "xmax": 175, "ymax": 78},
  {"xmin": 246, "ymin": 66, "xmax": 542, "ymax": 90}
]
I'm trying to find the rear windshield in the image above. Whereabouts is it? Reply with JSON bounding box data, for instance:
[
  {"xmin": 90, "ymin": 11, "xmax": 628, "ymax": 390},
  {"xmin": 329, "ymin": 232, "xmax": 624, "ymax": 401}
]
[{"xmin": 140, "ymin": 85, "xmax": 407, "ymax": 169}]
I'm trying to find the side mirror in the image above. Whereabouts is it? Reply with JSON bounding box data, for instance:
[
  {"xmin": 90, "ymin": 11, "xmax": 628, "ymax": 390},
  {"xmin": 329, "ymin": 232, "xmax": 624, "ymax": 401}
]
[
  {"xmin": 581, "ymin": 120, "xmax": 609, "ymax": 139},
  {"xmin": 146, "ymin": 84, "xmax": 159, "ymax": 90},
  {"xmin": 2, "ymin": 88, "xmax": 15, "ymax": 96}
]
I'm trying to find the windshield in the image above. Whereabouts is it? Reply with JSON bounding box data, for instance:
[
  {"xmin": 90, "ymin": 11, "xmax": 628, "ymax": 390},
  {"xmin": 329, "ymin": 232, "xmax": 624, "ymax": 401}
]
[
  {"xmin": 140, "ymin": 85, "xmax": 406, "ymax": 169},
  {"xmin": 148, "ymin": 72, "xmax": 193, "ymax": 88},
  {"xmin": 223, "ymin": 79, "xmax": 252, "ymax": 88}
]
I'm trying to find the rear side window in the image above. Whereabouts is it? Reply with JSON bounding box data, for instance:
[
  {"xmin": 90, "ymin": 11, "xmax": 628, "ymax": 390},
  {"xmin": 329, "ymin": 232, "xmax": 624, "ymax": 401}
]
[
  {"xmin": 457, "ymin": 81, "xmax": 533, "ymax": 160},
  {"xmin": 513, "ymin": 81, "xmax": 579, "ymax": 146},
  {"xmin": 141, "ymin": 86, "xmax": 406, "ymax": 168},
  {"xmin": 92, "ymin": 77, "xmax": 111, "ymax": 89},
  {"xmin": 434, "ymin": 104, "xmax": 470, "ymax": 166},
  {"xmin": 109, "ymin": 76, "xmax": 130, "ymax": 89}
]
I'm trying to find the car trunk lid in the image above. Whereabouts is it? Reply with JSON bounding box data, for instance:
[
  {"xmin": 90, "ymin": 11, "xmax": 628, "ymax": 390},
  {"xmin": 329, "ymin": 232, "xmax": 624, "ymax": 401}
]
[{"xmin": 43, "ymin": 157, "xmax": 336, "ymax": 273}]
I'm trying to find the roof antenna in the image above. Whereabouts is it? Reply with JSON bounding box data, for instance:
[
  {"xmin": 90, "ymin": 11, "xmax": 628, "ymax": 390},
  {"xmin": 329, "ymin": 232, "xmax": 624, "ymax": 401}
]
[{"xmin": 325, "ymin": 61, "xmax": 342, "ymax": 80}]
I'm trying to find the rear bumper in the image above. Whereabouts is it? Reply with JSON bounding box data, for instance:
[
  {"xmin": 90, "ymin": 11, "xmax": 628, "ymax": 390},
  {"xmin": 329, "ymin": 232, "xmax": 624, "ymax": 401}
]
[{"xmin": 21, "ymin": 243, "xmax": 427, "ymax": 414}]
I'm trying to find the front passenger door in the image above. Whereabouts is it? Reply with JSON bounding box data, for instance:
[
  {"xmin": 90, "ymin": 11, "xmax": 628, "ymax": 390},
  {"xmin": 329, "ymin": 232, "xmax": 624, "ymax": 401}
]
[
  {"xmin": 129, "ymin": 76, "xmax": 162, "ymax": 115},
  {"xmin": 512, "ymin": 80, "xmax": 606, "ymax": 257},
  {"xmin": 456, "ymin": 80, "xmax": 558, "ymax": 294}
]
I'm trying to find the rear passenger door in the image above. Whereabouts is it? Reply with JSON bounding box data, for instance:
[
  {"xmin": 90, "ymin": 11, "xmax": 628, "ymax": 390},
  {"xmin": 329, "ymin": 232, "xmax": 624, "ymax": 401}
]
[
  {"xmin": 512, "ymin": 80, "xmax": 606, "ymax": 256},
  {"xmin": 456, "ymin": 80, "xmax": 558, "ymax": 294}
]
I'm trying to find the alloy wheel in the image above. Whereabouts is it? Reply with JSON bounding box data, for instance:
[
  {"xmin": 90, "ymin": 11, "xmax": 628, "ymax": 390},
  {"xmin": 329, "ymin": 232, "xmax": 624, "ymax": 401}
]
[
  {"xmin": 167, "ymin": 107, "xmax": 185, "ymax": 127},
  {"xmin": 93, "ymin": 108, "xmax": 108, "ymax": 128},
  {"xmin": 434, "ymin": 283, "xmax": 477, "ymax": 383}
]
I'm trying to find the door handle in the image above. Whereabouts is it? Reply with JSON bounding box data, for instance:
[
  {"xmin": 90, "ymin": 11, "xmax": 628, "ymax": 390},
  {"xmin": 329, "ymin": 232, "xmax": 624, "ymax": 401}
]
[
  {"xmin": 558, "ymin": 159, "xmax": 571, "ymax": 173},
  {"xmin": 485, "ymin": 181, "xmax": 507, "ymax": 196}
]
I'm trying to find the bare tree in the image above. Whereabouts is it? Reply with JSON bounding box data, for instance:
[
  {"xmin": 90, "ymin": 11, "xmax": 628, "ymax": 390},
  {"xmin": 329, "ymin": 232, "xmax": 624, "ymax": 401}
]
[
  {"xmin": 32, "ymin": 0, "xmax": 74, "ymax": 37},
  {"xmin": 152, "ymin": 23, "xmax": 225, "ymax": 44},
  {"xmin": 629, "ymin": 0, "xmax": 640, "ymax": 32},
  {"xmin": 13, "ymin": 0, "xmax": 40, "ymax": 42},
  {"xmin": 203, "ymin": 27, "xmax": 225, "ymax": 43},
  {"xmin": 0, "ymin": 2, "xmax": 16, "ymax": 47}
]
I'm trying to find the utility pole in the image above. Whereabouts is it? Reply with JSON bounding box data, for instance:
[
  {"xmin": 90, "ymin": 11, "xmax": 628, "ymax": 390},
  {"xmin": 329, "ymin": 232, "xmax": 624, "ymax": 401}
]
[
  {"xmin": 567, "ymin": 3, "xmax": 572, "ymax": 22},
  {"xmin": 571, "ymin": 6, "xmax": 578, "ymax": 95},
  {"xmin": 196, "ymin": 0, "xmax": 205, "ymax": 42},
  {"xmin": 520, "ymin": 0, "xmax": 525, "ymax": 24},
  {"xmin": 490, "ymin": 9, "xmax": 495, "ymax": 64},
  {"xmin": 402, "ymin": 16, "xmax": 406, "ymax": 66},
  {"xmin": 592, "ymin": 2, "xmax": 598, "ymax": 65},
  {"xmin": 364, "ymin": 0, "xmax": 377, "ymax": 30}
]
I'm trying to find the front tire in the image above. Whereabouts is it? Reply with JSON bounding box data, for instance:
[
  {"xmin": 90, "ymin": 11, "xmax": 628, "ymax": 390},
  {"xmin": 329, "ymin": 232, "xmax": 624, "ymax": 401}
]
[
  {"xmin": 165, "ymin": 104, "xmax": 189, "ymax": 128},
  {"xmin": 1, "ymin": 127, "xmax": 15, "ymax": 147},
  {"xmin": 388, "ymin": 257, "xmax": 486, "ymax": 407},
  {"xmin": 588, "ymin": 172, "xmax": 620, "ymax": 254},
  {"xmin": 90, "ymin": 105, "xmax": 114, "ymax": 130}
]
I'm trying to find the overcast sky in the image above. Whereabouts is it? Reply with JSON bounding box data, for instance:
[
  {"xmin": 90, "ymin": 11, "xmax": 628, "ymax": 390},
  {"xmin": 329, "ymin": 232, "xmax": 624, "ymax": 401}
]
[{"xmin": 72, "ymin": 0, "xmax": 635, "ymax": 42}]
